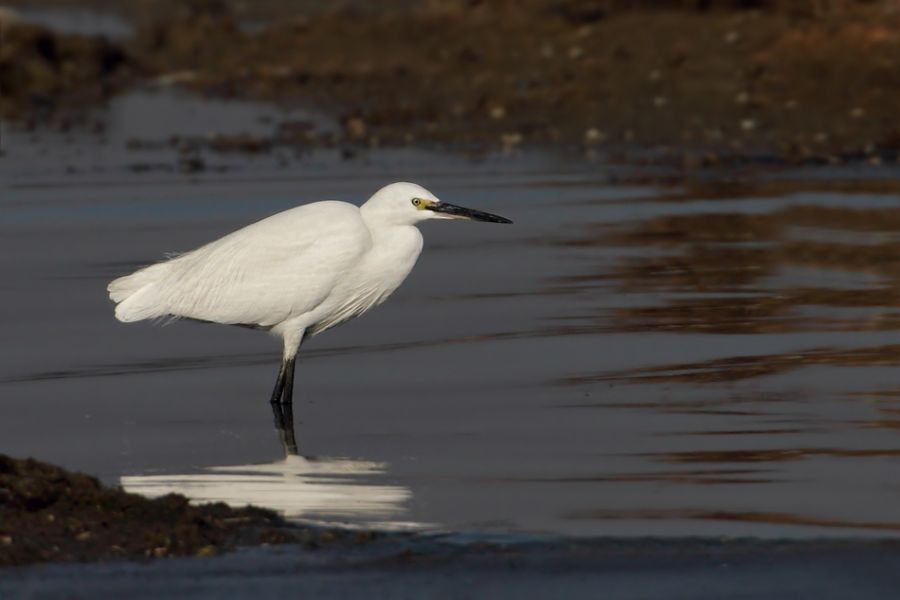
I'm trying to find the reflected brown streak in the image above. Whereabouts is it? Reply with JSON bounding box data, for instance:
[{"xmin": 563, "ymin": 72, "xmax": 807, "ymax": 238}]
[
  {"xmin": 652, "ymin": 428, "xmax": 818, "ymax": 436},
  {"xmin": 548, "ymin": 199, "xmax": 900, "ymax": 343},
  {"xmin": 567, "ymin": 508, "xmax": 900, "ymax": 532},
  {"xmin": 860, "ymin": 419, "xmax": 900, "ymax": 431},
  {"xmin": 562, "ymin": 392, "xmax": 805, "ymax": 417},
  {"xmin": 643, "ymin": 447, "xmax": 900, "ymax": 464},
  {"xmin": 482, "ymin": 468, "xmax": 776, "ymax": 486},
  {"xmin": 563, "ymin": 344, "xmax": 900, "ymax": 385},
  {"xmin": 633, "ymin": 179, "xmax": 900, "ymax": 209}
]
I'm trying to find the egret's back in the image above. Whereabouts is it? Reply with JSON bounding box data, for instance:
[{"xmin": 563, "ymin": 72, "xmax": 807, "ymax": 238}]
[{"xmin": 108, "ymin": 201, "xmax": 372, "ymax": 328}]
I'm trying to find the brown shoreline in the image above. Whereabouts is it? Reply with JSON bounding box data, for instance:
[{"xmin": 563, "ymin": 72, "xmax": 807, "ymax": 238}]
[
  {"xmin": 0, "ymin": 454, "xmax": 360, "ymax": 567},
  {"xmin": 4, "ymin": 1, "xmax": 900, "ymax": 165}
]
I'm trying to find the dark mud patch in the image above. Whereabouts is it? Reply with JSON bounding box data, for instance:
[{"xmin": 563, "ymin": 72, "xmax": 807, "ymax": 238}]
[
  {"xmin": 0, "ymin": 454, "xmax": 357, "ymax": 567},
  {"xmin": 0, "ymin": 21, "xmax": 138, "ymax": 119}
]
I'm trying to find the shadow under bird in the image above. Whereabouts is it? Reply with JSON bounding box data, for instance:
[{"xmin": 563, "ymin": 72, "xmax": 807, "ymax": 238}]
[{"xmin": 107, "ymin": 182, "xmax": 512, "ymax": 406}]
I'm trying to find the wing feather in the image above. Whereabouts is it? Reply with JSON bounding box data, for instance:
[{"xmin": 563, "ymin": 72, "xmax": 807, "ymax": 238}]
[{"xmin": 110, "ymin": 201, "xmax": 372, "ymax": 327}]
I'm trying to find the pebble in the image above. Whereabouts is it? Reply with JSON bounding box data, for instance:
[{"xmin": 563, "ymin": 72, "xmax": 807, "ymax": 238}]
[
  {"xmin": 344, "ymin": 117, "xmax": 366, "ymax": 140},
  {"xmin": 489, "ymin": 105, "xmax": 506, "ymax": 119},
  {"xmin": 501, "ymin": 132, "xmax": 523, "ymax": 148},
  {"xmin": 584, "ymin": 128, "xmax": 605, "ymax": 143}
]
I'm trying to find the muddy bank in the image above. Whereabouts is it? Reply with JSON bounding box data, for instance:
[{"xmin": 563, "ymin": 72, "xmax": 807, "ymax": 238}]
[
  {"xmin": 0, "ymin": 454, "xmax": 356, "ymax": 567},
  {"xmin": 5, "ymin": 1, "xmax": 900, "ymax": 163},
  {"xmin": 0, "ymin": 20, "xmax": 136, "ymax": 119}
]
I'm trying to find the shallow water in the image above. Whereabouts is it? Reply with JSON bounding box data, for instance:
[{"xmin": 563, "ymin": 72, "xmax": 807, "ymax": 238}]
[
  {"xmin": 13, "ymin": 6, "xmax": 133, "ymax": 38},
  {"xmin": 4, "ymin": 90, "xmax": 900, "ymax": 538}
]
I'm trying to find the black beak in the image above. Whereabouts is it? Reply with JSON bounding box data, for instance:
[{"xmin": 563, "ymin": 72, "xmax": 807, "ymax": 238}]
[{"xmin": 428, "ymin": 202, "xmax": 513, "ymax": 224}]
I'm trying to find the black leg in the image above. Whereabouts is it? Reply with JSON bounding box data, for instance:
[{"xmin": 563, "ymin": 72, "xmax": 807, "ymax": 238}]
[
  {"xmin": 280, "ymin": 356, "xmax": 296, "ymax": 406},
  {"xmin": 271, "ymin": 401, "xmax": 298, "ymax": 456},
  {"xmin": 270, "ymin": 360, "xmax": 288, "ymax": 405}
]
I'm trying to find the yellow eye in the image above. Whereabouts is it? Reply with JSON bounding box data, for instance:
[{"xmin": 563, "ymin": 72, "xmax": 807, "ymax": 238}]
[{"xmin": 412, "ymin": 198, "xmax": 421, "ymax": 207}]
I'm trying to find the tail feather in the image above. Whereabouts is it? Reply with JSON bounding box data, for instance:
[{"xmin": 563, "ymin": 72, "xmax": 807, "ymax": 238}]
[{"xmin": 107, "ymin": 262, "xmax": 172, "ymax": 322}]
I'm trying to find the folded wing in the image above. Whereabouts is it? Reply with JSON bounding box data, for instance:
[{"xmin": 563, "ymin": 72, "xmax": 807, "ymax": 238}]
[{"xmin": 108, "ymin": 201, "xmax": 372, "ymax": 328}]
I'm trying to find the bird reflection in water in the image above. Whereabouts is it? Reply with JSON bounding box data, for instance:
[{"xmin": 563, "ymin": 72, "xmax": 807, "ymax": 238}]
[{"xmin": 120, "ymin": 403, "xmax": 416, "ymax": 528}]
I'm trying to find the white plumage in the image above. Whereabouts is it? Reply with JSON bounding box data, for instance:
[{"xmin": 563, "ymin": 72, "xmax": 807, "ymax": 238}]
[{"xmin": 108, "ymin": 181, "xmax": 511, "ymax": 405}]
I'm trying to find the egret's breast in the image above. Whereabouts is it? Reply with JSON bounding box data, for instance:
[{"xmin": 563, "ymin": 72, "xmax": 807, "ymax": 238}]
[{"xmin": 306, "ymin": 225, "xmax": 423, "ymax": 334}]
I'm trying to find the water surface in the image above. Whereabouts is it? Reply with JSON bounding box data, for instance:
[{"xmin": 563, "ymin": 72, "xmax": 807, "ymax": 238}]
[{"xmin": 4, "ymin": 91, "xmax": 900, "ymax": 538}]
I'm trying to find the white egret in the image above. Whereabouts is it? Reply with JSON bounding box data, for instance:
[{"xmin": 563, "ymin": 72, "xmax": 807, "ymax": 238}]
[{"xmin": 107, "ymin": 182, "xmax": 511, "ymax": 405}]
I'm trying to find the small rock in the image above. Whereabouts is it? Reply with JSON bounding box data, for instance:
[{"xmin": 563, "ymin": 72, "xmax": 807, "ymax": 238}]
[
  {"xmin": 584, "ymin": 128, "xmax": 605, "ymax": 143},
  {"xmin": 75, "ymin": 531, "xmax": 92, "ymax": 542},
  {"xmin": 647, "ymin": 69, "xmax": 661, "ymax": 82},
  {"xmin": 568, "ymin": 46, "xmax": 583, "ymax": 60},
  {"xmin": 196, "ymin": 545, "xmax": 218, "ymax": 557},
  {"xmin": 155, "ymin": 71, "xmax": 198, "ymax": 87},
  {"xmin": 850, "ymin": 107, "xmax": 866, "ymax": 119},
  {"xmin": 355, "ymin": 531, "xmax": 375, "ymax": 544},
  {"xmin": 735, "ymin": 91, "xmax": 750, "ymax": 105},
  {"xmin": 344, "ymin": 117, "xmax": 366, "ymax": 140},
  {"xmin": 501, "ymin": 132, "xmax": 523, "ymax": 147},
  {"xmin": 653, "ymin": 96, "xmax": 668, "ymax": 108},
  {"xmin": 724, "ymin": 31, "xmax": 740, "ymax": 44},
  {"xmin": 740, "ymin": 119, "xmax": 756, "ymax": 131},
  {"xmin": 319, "ymin": 531, "xmax": 337, "ymax": 544},
  {"xmin": 489, "ymin": 105, "xmax": 506, "ymax": 120},
  {"xmin": 178, "ymin": 156, "xmax": 206, "ymax": 173},
  {"xmin": 0, "ymin": 535, "xmax": 12, "ymax": 546},
  {"xmin": 0, "ymin": 7, "xmax": 23, "ymax": 27}
]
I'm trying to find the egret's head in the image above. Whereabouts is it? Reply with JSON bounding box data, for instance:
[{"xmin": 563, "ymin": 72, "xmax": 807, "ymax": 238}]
[{"xmin": 361, "ymin": 182, "xmax": 512, "ymax": 226}]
